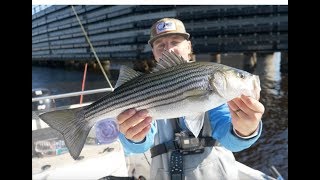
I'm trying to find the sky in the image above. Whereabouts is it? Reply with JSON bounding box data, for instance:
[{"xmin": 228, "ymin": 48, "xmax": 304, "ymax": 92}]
[{"xmin": 32, "ymin": 5, "xmax": 52, "ymax": 14}]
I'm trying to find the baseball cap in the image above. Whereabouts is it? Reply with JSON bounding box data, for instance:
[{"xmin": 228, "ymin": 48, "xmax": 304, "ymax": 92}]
[{"xmin": 148, "ymin": 18, "xmax": 190, "ymax": 46}]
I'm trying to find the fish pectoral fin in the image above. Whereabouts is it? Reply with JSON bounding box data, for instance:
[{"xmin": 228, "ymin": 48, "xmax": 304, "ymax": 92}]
[
  {"xmin": 184, "ymin": 112, "xmax": 205, "ymax": 137},
  {"xmin": 183, "ymin": 89, "xmax": 209, "ymax": 98},
  {"xmin": 183, "ymin": 90, "xmax": 211, "ymax": 105}
]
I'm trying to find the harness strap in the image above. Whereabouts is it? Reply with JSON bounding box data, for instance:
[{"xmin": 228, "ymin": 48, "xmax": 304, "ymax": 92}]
[{"xmin": 150, "ymin": 140, "xmax": 177, "ymax": 158}]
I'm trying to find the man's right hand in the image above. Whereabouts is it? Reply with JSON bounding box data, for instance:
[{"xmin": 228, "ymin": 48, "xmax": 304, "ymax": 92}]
[{"xmin": 117, "ymin": 109, "xmax": 152, "ymax": 142}]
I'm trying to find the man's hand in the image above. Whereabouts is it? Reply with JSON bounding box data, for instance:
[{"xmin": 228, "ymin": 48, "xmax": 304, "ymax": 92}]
[
  {"xmin": 117, "ymin": 109, "xmax": 152, "ymax": 142},
  {"xmin": 227, "ymin": 95, "xmax": 265, "ymax": 137}
]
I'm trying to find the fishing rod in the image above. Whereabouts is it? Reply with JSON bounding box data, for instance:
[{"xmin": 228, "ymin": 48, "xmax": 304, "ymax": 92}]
[
  {"xmin": 71, "ymin": 5, "xmax": 114, "ymax": 92},
  {"xmin": 269, "ymin": 165, "xmax": 284, "ymax": 180}
]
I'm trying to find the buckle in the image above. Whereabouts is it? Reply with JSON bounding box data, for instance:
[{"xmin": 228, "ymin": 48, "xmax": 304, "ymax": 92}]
[{"xmin": 180, "ymin": 147, "xmax": 204, "ymax": 155}]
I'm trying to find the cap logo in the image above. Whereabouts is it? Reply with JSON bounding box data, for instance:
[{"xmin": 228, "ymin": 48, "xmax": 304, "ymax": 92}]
[{"xmin": 156, "ymin": 21, "xmax": 176, "ymax": 34}]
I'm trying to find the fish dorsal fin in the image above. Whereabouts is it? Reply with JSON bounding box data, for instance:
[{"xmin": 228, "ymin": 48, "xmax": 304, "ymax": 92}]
[
  {"xmin": 115, "ymin": 65, "xmax": 143, "ymax": 88},
  {"xmin": 152, "ymin": 50, "xmax": 187, "ymax": 72}
]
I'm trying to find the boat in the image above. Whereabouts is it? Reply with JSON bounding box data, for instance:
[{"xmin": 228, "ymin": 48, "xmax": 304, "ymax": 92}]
[{"xmin": 32, "ymin": 88, "xmax": 151, "ymax": 180}]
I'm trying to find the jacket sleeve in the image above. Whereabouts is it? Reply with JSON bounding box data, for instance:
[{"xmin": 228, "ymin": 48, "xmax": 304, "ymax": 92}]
[
  {"xmin": 118, "ymin": 121, "xmax": 157, "ymax": 155},
  {"xmin": 208, "ymin": 103, "xmax": 262, "ymax": 152}
]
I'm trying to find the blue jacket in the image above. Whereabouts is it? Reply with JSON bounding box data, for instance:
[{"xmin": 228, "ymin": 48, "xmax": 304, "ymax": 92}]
[{"xmin": 119, "ymin": 103, "xmax": 262, "ymax": 155}]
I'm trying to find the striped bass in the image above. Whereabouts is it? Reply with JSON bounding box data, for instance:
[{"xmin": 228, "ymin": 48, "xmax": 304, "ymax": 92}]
[{"xmin": 39, "ymin": 50, "xmax": 261, "ymax": 160}]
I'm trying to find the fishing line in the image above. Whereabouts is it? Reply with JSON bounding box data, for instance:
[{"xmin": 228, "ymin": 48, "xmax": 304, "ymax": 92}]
[{"xmin": 71, "ymin": 5, "xmax": 114, "ymax": 91}]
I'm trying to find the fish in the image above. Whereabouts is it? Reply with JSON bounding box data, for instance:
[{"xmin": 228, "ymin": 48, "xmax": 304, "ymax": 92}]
[{"xmin": 39, "ymin": 50, "xmax": 261, "ymax": 160}]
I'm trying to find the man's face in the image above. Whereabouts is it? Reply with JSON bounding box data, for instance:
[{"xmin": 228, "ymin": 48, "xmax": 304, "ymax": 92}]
[{"xmin": 152, "ymin": 35, "xmax": 192, "ymax": 62}]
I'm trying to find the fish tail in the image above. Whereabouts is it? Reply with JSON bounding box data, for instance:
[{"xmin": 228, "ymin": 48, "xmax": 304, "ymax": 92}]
[{"xmin": 39, "ymin": 107, "xmax": 92, "ymax": 160}]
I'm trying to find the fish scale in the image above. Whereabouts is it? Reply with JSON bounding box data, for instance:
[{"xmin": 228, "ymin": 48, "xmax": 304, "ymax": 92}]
[
  {"xmin": 86, "ymin": 63, "xmax": 205, "ymax": 114},
  {"xmin": 85, "ymin": 67, "xmax": 210, "ymax": 119}
]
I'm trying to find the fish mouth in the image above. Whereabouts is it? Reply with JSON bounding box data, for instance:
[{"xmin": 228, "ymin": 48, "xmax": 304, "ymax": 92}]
[{"xmin": 253, "ymin": 75, "xmax": 261, "ymax": 100}]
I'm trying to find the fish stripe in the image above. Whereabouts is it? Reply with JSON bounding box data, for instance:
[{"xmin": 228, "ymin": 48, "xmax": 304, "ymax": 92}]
[
  {"xmin": 85, "ymin": 65, "xmax": 210, "ymax": 117},
  {"xmin": 87, "ymin": 63, "xmax": 205, "ymax": 110},
  {"xmin": 94, "ymin": 63, "xmax": 204, "ymax": 106},
  {"xmin": 84, "ymin": 66, "xmax": 212, "ymax": 119},
  {"xmin": 86, "ymin": 77, "xmax": 207, "ymax": 120},
  {"xmin": 86, "ymin": 66, "xmax": 204, "ymax": 114}
]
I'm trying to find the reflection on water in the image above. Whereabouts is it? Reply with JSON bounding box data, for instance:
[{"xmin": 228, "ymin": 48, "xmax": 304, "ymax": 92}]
[{"xmin": 32, "ymin": 52, "xmax": 288, "ymax": 179}]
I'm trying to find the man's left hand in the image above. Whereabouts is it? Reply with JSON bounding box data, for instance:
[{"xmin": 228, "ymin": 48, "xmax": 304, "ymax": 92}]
[{"xmin": 227, "ymin": 94, "xmax": 265, "ymax": 137}]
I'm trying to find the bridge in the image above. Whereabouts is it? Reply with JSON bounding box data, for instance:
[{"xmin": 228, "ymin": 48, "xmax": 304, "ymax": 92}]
[{"xmin": 32, "ymin": 5, "xmax": 288, "ymax": 72}]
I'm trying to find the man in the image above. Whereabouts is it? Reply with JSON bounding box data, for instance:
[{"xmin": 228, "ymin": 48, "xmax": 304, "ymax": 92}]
[{"xmin": 117, "ymin": 18, "xmax": 269, "ymax": 180}]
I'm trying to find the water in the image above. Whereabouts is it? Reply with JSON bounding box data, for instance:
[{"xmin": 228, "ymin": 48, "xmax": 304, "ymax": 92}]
[
  {"xmin": 230, "ymin": 52, "xmax": 288, "ymax": 179},
  {"xmin": 32, "ymin": 66, "xmax": 116, "ymax": 107},
  {"xmin": 32, "ymin": 53, "xmax": 288, "ymax": 179}
]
